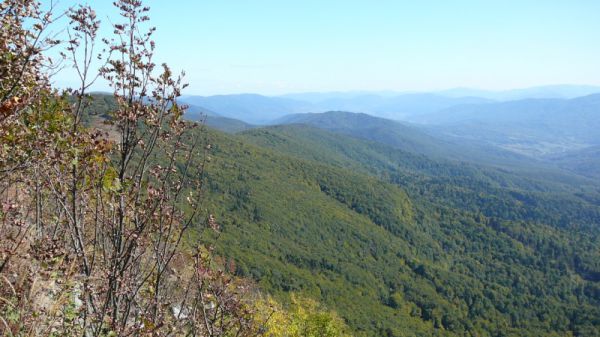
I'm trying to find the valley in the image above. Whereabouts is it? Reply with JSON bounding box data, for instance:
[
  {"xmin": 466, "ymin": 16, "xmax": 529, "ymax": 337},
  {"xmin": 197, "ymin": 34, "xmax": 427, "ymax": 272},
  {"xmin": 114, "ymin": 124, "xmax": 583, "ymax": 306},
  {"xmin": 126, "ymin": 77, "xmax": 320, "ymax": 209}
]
[
  {"xmin": 180, "ymin": 107, "xmax": 600, "ymax": 336},
  {"xmin": 85, "ymin": 94, "xmax": 600, "ymax": 335},
  {"xmin": 4, "ymin": 2, "xmax": 600, "ymax": 336}
]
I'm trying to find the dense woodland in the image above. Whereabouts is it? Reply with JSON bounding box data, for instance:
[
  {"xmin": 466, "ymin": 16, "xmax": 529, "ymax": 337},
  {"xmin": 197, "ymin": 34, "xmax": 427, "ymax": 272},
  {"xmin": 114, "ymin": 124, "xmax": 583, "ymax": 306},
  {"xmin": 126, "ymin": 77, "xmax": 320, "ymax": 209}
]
[
  {"xmin": 1, "ymin": 1, "xmax": 600, "ymax": 337},
  {"xmin": 194, "ymin": 125, "xmax": 600, "ymax": 336}
]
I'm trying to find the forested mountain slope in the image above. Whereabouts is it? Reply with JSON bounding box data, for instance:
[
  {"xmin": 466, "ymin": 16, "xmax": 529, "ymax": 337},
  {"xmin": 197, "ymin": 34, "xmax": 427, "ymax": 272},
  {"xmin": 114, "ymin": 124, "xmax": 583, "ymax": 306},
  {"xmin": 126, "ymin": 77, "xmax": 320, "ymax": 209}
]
[
  {"xmin": 274, "ymin": 111, "xmax": 577, "ymax": 173},
  {"xmin": 194, "ymin": 125, "xmax": 600, "ymax": 336},
  {"xmin": 239, "ymin": 125, "xmax": 600, "ymax": 237},
  {"xmin": 84, "ymin": 95, "xmax": 600, "ymax": 336}
]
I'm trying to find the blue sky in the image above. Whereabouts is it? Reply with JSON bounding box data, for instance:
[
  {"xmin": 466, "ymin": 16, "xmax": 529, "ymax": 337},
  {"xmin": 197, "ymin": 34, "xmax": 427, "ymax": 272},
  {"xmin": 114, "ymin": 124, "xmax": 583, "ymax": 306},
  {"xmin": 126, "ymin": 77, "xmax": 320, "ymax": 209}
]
[{"xmin": 52, "ymin": 1, "xmax": 600, "ymax": 95}]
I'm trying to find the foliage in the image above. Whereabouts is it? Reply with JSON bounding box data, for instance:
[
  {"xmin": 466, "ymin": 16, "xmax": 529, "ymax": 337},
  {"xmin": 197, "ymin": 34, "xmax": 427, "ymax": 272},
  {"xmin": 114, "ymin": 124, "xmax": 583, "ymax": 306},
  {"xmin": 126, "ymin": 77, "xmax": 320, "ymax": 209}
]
[
  {"xmin": 187, "ymin": 124, "xmax": 600, "ymax": 336},
  {"xmin": 256, "ymin": 295, "xmax": 351, "ymax": 337},
  {"xmin": 2, "ymin": 1, "xmax": 599, "ymax": 337},
  {"xmin": 0, "ymin": 1, "xmax": 298, "ymax": 336}
]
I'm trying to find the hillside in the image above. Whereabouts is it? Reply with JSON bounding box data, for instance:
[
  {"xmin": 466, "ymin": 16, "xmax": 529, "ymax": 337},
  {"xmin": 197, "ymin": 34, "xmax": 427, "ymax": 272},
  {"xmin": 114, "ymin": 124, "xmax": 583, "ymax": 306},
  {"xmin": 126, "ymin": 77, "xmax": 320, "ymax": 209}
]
[
  {"xmin": 273, "ymin": 111, "xmax": 568, "ymax": 172},
  {"xmin": 81, "ymin": 94, "xmax": 600, "ymax": 336},
  {"xmin": 6, "ymin": 1, "xmax": 600, "ymax": 336},
  {"xmin": 274, "ymin": 111, "xmax": 445, "ymax": 155},
  {"xmin": 204, "ymin": 115, "xmax": 256, "ymax": 133},
  {"xmin": 193, "ymin": 125, "xmax": 600, "ymax": 336},
  {"xmin": 239, "ymin": 125, "xmax": 600, "ymax": 230}
]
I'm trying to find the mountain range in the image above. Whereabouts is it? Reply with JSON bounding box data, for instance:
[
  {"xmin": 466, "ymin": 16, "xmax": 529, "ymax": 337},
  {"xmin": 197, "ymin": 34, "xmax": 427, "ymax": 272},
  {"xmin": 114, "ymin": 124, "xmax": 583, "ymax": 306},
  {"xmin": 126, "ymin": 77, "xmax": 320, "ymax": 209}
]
[
  {"xmin": 180, "ymin": 84, "xmax": 600, "ymax": 124},
  {"xmin": 414, "ymin": 94, "xmax": 600, "ymax": 157},
  {"xmin": 86, "ymin": 93, "xmax": 600, "ymax": 336},
  {"xmin": 435, "ymin": 84, "xmax": 600, "ymax": 101},
  {"xmin": 181, "ymin": 85, "xmax": 600, "ymax": 173},
  {"xmin": 198, "ymin": 122, "xmax": 600, "ymax": 336}
]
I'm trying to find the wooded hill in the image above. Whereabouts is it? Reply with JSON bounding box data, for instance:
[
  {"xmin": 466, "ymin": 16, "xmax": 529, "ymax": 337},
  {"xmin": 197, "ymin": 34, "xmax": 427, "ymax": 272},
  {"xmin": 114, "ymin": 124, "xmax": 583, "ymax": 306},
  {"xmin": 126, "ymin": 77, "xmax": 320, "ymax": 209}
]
[
  {"xmin": 80, "ymin": 93, "xmax": 600, "ymax": 336},
  {"xmin": 188, "ymin": 120, "xmax": 600, "ymax": 336}
]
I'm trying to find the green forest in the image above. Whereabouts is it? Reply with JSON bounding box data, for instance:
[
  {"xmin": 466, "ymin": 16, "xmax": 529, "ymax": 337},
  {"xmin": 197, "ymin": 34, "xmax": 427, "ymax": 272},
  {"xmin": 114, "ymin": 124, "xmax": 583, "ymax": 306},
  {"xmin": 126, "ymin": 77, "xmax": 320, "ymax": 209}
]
[
  {"xmin": 78, "ymin": 94, "xmax": 600, "ymax": 335},
  {"xmin": 187, "ymin": 123, "xmax": 600, "ymax": 336},
  {"xmin": 2, "ymin": 1, "xmax": 600, "ymax": 336}
]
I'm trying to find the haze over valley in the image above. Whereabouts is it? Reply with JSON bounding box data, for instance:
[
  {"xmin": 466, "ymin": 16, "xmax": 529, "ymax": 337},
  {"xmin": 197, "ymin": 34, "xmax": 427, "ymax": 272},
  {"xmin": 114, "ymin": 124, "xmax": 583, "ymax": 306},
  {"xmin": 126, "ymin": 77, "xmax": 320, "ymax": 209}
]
[{"xmin": 181, "ymin": 84, "xmax": 600, "ymax": 180}]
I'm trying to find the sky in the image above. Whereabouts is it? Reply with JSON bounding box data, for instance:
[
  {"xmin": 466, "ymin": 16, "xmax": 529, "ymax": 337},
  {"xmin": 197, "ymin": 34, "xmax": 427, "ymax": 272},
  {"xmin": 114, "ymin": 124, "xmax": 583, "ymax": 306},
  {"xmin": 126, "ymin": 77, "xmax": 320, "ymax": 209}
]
[{"xmin": 51, "ymin": 0, "xmax": 600, "ymax": 95}]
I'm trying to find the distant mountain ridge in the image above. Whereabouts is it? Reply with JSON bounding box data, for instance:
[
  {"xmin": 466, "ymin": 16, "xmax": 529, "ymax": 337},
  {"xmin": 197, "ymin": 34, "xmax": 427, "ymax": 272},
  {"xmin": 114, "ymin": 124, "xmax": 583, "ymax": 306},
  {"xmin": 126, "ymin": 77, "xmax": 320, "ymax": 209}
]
[
  {"xmin": 180, "ymin": 84, "xmax": 600, "ymax": 125},
  {"xmin": 282, "ymin": 84, "xmax": 600, "ymax": 102},
  {"xmin": 181, "ymin": 94, "xmax": 315, "ymax": 124},
  {"xmin": 545, "ymin": 145, "xmax": 600, "ymax": 179},
  {"xmin": 180, "ymin": 85, "xmax": 600, "ymax": 162},
  {"xmin": 436, "ymin": 84, "xmax": 600, "ymax": 101},
  {"xmin": 274, "ymin": 111, "xmax": 453, "ymax": 158},
  {"xmin": 180, "ymin": 92, "xmax": 492, "ymax": 123},
  {"xmin": 413, "ymin": 93, "xmax": 600, "ymax": 157},
  {"xmin": 273, "ymin": 111, "xmax": 565, "ymax": 173},
  {"xmin": 311, "ymin": 93, "xmax": 493, "ymax": 120}
]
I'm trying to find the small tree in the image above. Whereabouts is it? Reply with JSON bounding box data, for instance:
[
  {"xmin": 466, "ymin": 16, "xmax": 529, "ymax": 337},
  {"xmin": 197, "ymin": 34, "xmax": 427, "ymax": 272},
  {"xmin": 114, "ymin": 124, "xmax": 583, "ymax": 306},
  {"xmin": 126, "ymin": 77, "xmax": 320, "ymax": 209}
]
[
  {"xmin": 1, "ymin": 2, "xmax": 350, "ymax": 336},
  {"xmin": 0, "ymin": 1, "xmax": 263, "ymax": 336}
]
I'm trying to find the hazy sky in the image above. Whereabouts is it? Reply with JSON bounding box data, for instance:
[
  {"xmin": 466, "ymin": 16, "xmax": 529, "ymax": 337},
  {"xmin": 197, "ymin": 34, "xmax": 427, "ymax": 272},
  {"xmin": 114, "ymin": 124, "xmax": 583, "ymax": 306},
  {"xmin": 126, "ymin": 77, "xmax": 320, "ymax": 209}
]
[{"xmin": 52, "ymin": 0, "xmax": 600, "ymax": 95}]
